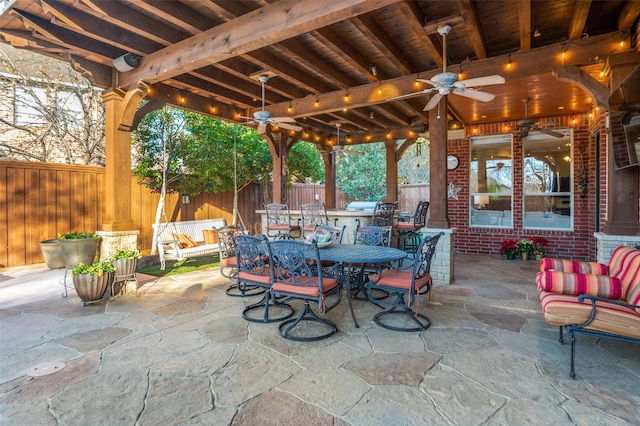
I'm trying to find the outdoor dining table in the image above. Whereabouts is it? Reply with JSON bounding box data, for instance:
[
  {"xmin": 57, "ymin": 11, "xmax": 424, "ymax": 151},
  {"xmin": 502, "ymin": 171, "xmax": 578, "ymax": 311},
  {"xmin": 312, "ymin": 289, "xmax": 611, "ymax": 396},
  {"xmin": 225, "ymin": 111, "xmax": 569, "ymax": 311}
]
[{"xmin": 317, "ymin": 244, "xmax": 407, "ymax": 328}]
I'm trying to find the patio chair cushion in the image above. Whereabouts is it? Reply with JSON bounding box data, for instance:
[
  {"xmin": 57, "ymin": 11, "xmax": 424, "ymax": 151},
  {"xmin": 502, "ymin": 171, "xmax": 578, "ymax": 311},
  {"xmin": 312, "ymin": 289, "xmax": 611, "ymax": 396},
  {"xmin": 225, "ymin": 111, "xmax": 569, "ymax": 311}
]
[
  {"xmin": 272, "ymin": 277, "xmax": 338, "ymax": 297},
  {"xmin": 202, "ymin": 229, "xmax": 218, "ymax": 244},
  {"xmin": 238, "ymin": 269, "xmax": 273, "ymax": 285},
  {"xmin": 536, "ymin": 271, "xmax": 623, "ymax": 299},
  {"xmin": 371, "ymin": 269, "xmax": 430, "ymax": 292},
  {"xmin": 173, "ymin": 233, "xmax": 198, "ymax": 248},
  {"xmin": 222, "ymin": 257, "xmax": 237, "ymax": 267},
  {"xmin": 539, "ymin": 258, "xmax": 608, "ymax": 275}
]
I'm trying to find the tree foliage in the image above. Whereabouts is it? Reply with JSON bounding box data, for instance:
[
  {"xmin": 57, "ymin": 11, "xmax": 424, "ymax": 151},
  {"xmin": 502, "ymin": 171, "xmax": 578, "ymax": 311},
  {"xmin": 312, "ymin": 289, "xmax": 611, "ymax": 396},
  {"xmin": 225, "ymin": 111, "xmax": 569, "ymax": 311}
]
[
  {"xmin": 336, "ymin": 143, "xmax": 387, "ymax": 200},
  {"xmin": 132, "ymin": 107, "xmax": 324, "ymax": 196},
  {"xmin": 0, "ymin": 46, "xmax": 105, "ymax": 165}
]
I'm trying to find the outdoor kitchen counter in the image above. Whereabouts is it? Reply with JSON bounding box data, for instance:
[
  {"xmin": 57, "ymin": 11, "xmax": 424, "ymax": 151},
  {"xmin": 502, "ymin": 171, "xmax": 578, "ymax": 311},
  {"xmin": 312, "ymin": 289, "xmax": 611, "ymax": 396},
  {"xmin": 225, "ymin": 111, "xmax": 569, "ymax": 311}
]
[{"xmin": 256, "ymin": 209, "xmax": 379, "ymax": 244}]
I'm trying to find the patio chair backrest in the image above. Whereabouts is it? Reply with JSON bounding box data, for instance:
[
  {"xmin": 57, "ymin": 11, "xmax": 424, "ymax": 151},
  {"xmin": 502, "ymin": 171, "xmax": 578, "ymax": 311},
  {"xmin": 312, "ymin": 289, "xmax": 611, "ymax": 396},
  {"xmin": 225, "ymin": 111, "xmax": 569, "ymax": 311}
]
[
  {"xmin": 353, "ymin": 224, "xmax": 392, "ymax": 247},
  {"xmin": 413, "ymin": 201, "xmax": 430, "ymax": 227},
  {"xmin": 234, "ymin": 234, "xmax": 271, "ymax": 278},
  {"xmin": 300, "ymin": 203, "xmax": 329, "ymax": 230},
  {"xmin": 214, "ymin": 225, "xmax": 244, "ymax": 260},
  {"xmin": 371, "ymin": 201, "xmax": 397, "ymax": 227}
]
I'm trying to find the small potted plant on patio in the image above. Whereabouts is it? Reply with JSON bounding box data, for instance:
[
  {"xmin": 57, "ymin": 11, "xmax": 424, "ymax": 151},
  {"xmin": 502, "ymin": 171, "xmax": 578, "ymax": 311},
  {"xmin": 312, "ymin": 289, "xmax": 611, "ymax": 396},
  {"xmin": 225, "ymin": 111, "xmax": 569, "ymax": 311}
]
[
  {"xmin": 110, "ymin": 248, "xmax": 142, "ymax": 295},
  {"xmin": 499, "ymin": 240, "xmax": 519, "ymax": 260},
  {"xmin": 71, "ymin": 260, "xmax": 115, "ymax": 304},
  {"xmin": 531, "ymin": 236, "xmax": 549, "ymax": 261},
  {"xmin": 517, "ymin": 238, "xmax": 535, "ymax": 261},
  {"xmin": 56, "ymin": 231, "xmax": 101, "ymax": 268}
]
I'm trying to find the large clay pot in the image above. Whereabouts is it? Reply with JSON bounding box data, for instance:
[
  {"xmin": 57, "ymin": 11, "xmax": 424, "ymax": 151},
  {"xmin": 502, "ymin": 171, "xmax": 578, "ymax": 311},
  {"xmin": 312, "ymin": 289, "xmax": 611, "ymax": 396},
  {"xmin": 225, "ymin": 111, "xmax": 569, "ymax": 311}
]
[
  {"xmin": 59, "ymin": 238, "xmax": 100, "ymax": 268},
  {"xmin": 39, "ymin": 239, "xmax": 65, "ymax": 269},
  {"xmin": 72, "ymin": 272, "xmax": 112, "ymax": 304}
]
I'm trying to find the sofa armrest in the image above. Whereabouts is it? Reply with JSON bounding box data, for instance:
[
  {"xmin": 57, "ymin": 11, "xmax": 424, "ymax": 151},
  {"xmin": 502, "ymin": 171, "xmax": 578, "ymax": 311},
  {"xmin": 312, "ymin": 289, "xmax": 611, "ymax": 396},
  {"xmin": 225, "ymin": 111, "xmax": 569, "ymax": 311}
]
[{"xmin": 539, "ymin": 258, "xmax": 609, "ymax": 275}]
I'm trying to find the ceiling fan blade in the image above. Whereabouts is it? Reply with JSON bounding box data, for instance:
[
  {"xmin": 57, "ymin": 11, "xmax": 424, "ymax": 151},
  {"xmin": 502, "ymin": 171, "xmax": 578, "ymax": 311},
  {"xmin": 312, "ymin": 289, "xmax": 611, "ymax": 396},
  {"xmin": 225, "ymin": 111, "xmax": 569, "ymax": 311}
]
[
  {"xmin": 423, "ymin": 93, "xmax": 443, "ymax": 111},
  {"xmin": 257, "ymin": 124, "xmax": 267, "ymax": 134},
  {"xmin": 276, "ymin": 121, "xmax": 302, "ymax": 131},
  {"xmin": 386, "ymin": 87, "xmax": 436, "ymax": 102},
  {"xmin": 457, "ymin": 75, "xmax": 505, "ymax": 88},
  {"xmin": 416, "ymin": 78, "xmax": 440, "ymax": 87},
  {"xmin": 538, "ymin": 128, "xmax": 565, "ymax": 138},
  {"xmin": 521, "ymin": 127, "xmax": 530, "ymax": 137},
  {"xmin": 536, "ymin": 121, "xmax": 558, "ymax": 127},
  {"xmin": 273, "ymin": 116, "xmax": 296, "ymax": 123},
  {"xmin": 454, "ymin": 88, "xmax": 496, "ymax": 102}
]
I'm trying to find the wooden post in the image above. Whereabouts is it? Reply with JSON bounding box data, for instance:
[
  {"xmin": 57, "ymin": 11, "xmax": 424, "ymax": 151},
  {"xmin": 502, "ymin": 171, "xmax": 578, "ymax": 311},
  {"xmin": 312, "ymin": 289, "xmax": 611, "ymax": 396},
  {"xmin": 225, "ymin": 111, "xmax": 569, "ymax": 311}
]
[{"xmin": 427, "ymin": 96, "xmax": 450, "ymax": 229}]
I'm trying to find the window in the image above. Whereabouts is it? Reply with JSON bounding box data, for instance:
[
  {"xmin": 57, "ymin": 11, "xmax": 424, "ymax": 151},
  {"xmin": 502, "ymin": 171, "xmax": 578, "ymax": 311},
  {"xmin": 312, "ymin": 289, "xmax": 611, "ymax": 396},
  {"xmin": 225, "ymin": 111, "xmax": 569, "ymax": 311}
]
[
  {"xmin": 14, "ymin": 86, "xmax": 46, "ymax": 126},
  {"xmin": 522, "ymin": 130, "xmax": 572, "ymax": 230},
  {"xmin": 57, "ymin": 90, "xmax": 85, "ymax": 129},
  {"xmin": 469, "ymin": 135, "xmax": 513, "ymax": 227}
]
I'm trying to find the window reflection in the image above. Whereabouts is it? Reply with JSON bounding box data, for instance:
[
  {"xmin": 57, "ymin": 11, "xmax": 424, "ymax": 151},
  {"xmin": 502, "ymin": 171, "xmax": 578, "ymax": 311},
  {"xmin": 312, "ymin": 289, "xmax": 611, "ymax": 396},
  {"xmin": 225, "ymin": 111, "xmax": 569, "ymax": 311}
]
[
  {"xmin": 523, "ymin": 130, "xmax": 572, "ymax": 230},
  {"xmin": 469, "ymin": 135, "xmax": 513, "ymax": 228}
]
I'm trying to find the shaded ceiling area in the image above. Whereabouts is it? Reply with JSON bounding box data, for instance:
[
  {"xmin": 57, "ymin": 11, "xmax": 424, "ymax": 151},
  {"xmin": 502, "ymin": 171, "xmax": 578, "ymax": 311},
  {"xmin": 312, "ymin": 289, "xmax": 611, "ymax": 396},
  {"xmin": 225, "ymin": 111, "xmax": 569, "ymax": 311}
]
[{"xmin": 1, "ymin": 0, "xmax": 638, "ymax": 146}]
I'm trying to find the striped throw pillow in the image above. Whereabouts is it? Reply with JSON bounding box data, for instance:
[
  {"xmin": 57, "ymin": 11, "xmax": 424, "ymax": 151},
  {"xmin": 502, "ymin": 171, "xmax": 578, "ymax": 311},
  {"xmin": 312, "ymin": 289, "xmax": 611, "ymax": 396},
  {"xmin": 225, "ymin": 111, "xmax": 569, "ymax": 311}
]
[
  {"xmin": 172, "ymin": 233, "xmax": 198, "ymax": 248},
  {"xmin": 202, "ymin": 229, "xmax": 218, "ymax": 244},
  {"xmin": 536, "ymin": 271, "xmax": 623, "ymax": 300},
  {"xmin": 539, "ymin": 258, "xmax": 608, "ymax": 275}
]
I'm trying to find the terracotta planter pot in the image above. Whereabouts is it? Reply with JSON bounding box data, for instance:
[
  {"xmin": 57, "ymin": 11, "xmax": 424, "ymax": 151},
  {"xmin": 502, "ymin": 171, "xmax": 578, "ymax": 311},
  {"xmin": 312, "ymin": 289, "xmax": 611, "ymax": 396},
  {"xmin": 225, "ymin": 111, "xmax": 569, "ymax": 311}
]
[
  {"xmin": 59, "ymin": 238, "xmax": 100, "ymax": 268},
  {"xmin": 40, "ymin": 239, "xmax": 65, "ymax": 269},
  {"xmin": 72, "ymin": 272, "xmax": 112, "ymax": 304}
]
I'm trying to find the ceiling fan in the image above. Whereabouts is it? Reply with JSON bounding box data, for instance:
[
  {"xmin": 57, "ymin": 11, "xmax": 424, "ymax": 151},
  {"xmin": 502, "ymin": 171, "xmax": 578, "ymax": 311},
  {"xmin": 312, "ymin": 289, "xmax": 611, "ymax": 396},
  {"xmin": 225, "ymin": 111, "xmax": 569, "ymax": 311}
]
[
  {"xmin": 516, "ymin": 98, "xmax": 564, "ymax": 138},
  {"xmin": 241, "ymin": 75, "xmax": 301, "ymax": 135},
  {"xmin": 389, "ymin": 25, "xmax": 505, "ymax": 111},
  {"xmin": 331, "ymin": 123, "xmax": 363, "ymax": 158}
]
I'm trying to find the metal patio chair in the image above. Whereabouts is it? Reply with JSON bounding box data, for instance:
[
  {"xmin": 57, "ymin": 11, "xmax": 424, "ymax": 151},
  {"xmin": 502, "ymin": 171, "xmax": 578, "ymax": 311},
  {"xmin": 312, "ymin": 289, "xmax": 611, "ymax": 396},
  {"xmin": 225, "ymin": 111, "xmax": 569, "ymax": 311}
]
[
  {"xmin": 235, "ymin": 234, "xmax": 294, "ymax": 323},
  {"xmin": 395, "ymin": 201, "xmax": 430, "ymax": 255},
  {"xmin": 269, "ymin": 239, "xmax": 343, "ymax": 341},
  {"xmin": 299, "ymin": 203, "xmax": 337, "ymax": 238},
  {"xmin": 215, "ymin": 225, "xmax": 264, "ymax": 298},
  {"xmin": 365, "ymin": 232, "xmax": 443, "ymax": 332},
  {"xmin": 264, "ymin": 203, "xmax": 301, "ymax": 240}
]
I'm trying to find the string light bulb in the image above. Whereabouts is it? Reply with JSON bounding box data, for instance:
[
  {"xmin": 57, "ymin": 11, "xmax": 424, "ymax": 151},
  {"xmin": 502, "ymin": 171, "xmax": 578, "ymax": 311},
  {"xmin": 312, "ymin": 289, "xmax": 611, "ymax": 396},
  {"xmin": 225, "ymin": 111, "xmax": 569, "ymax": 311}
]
[
  {"xmin": 506, "ymin": 54, "xmax": 512, "ymax": 70},
  {"xmin": 314, "ymin": 96, "xmax": 319, "ymax": 107},
  {"xmin": 287, "ymin": 102, "xmax": 292, "ymax": 113},
  {"xmin": 344, "ymin": 90, "xmax": 349, "ymax": 102},
  {"xmin": 377, "ymin": 82, "xmax": 382, "ymax": 95}
]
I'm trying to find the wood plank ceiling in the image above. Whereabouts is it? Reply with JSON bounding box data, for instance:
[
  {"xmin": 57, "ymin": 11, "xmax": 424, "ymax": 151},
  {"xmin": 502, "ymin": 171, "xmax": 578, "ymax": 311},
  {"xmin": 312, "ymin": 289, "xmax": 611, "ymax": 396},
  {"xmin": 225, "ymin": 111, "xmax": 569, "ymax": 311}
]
[{"xmin": 0, "ymin": 0, "xmax": 638, "ymax": 146}]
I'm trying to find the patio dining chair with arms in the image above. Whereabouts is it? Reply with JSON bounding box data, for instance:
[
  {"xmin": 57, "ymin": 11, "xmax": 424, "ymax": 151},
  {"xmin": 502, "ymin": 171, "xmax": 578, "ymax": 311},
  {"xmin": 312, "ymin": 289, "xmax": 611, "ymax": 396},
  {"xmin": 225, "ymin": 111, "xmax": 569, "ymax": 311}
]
[
  {"xmin": 371, "ymin": 201, "xmax": 398, "ymax": 228},
  {"xmin": 395, "ymin": 201, "xmax": 430, "ymax": 257},
  {"xmin": 299, "ymin": 203, "xmax": 337, "ymax": 238},
  {"xmin": 264, "ymin": 203, "xmax": 301, "ymax": 240},
  {"xmin": 235, "ymin": 234, "xmax": 294, "ymax": 323},
  {"xmin": 350, "ymin": 224, "xmax": 394, "ymax": 300},
  {"xmin": 365, "ymin": 232, "xmax": 443, "ymax": 332},
  {"xmin": 269, "ymin": 240, "xmax": 343, "ymax": 341},
  {"xmin": 215, "ymin": 225, "xmax": 264, "ymax": 298}
]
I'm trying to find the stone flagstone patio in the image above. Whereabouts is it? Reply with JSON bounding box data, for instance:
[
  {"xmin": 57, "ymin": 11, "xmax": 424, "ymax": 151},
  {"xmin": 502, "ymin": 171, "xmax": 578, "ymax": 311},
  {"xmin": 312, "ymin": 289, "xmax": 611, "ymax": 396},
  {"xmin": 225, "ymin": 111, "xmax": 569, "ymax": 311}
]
[{"xmin": 1, "ymin": 254, "xmax": 639, "ymax": 425}]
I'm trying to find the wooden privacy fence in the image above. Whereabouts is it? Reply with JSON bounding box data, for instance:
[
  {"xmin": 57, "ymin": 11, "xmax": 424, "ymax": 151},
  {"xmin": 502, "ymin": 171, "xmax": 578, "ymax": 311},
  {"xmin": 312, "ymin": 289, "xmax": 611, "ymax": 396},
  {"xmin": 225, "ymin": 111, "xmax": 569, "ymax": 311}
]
[
  {"xmin": 0, "ymin": 160, "xmax": 262, "ymax": 268},
  {"xmin": 0, "ymin": 160, "xmax": 430, "ymax": 268}
]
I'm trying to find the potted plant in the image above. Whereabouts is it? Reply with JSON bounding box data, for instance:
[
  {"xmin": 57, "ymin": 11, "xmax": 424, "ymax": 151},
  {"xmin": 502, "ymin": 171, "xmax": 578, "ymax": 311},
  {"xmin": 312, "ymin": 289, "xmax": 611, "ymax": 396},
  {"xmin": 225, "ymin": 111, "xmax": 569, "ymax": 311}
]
[
  {"xmin": 57, "ymin": 231, "xmax": 101, "ymax": 268},
  {"xmin": 500, "ymin": 240, "xmax": 519, "ymax": 260},
  {"xmin": 110, "ymin": 248, "xmax": 142, "ymax": 295},
  {"xmin": 70, "ymin": 260, "xmax": 115, "ymax": 304},
  {"xmin": 517, "ymin": 238, "xmax": 535, "ymax": 261},
  {"xmin": 531, "ymin": 236, "xmax": 549, "ymax": 261}
]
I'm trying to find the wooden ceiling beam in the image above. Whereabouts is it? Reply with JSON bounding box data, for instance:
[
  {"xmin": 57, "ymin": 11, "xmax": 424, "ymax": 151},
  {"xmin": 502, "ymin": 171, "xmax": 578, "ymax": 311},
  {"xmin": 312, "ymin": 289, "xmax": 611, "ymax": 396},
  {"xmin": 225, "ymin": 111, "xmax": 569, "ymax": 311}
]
[
  {"xmin": 518, "ymin": 0, "xmax": 531, "ymax": 51},
  {"xmin": 312, "ymin": 28, "xmax": 377, "ymax": 81},
  {"xmin": 39, "ymin": 1, "xmax": 163, "ymax": 56},
  {"xmin": 129, "ymin": 0, "xmax": 211, "ymax": 34},
  {"xmin": 400, "ymin": 2, "xmax": 444, "ymax": 68},
  {"xmin": 618, "ymin": 1, "xmax": 640, "ymax": 30},
  {"xmin": 11, "ymin": 10, "xmax": 122, "ymax": 63},
  {"xmin": 78, "ymin": 0, "xmax": 187, "ymax": 45},
  {"xmin": 119, "ymin": 0, "xmax": 403, "ymax": 87},
  {"xmin": 568, "ymin": 1, "xmax": 592, "ymax": 40},
  {"xmin": 352, "ymin": 14, "xmax": 415, "ymax": 74},
  {"xmin": 456, "ymin": 0, "xmax": 486, "ymax": 59},
  {"xmin": 262, "ymin": 33, "xmax": 618, "ymax": 118}
]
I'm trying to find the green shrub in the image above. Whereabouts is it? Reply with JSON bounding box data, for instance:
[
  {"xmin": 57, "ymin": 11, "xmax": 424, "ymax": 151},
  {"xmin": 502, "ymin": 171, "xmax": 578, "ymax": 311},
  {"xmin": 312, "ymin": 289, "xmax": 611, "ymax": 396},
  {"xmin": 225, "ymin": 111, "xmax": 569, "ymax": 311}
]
[
  {"xmin": 112, "ymin": 248, "xmax": 142, "ymax": 260},
  {"xmin": 57, "ymin": 231, "xmax": 98, "ymax": 240},
  {"xmin": 71, "ymin": 261, "xmax": 115, "ymax": 276}
]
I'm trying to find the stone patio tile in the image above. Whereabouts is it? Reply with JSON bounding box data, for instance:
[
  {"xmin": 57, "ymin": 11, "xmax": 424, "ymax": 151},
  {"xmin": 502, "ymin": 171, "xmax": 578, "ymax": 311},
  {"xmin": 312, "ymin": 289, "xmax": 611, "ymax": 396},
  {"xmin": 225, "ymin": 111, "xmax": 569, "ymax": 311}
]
[{"xmin": 139, "ymin": 375, "xmax": 213, "ymax": 426}]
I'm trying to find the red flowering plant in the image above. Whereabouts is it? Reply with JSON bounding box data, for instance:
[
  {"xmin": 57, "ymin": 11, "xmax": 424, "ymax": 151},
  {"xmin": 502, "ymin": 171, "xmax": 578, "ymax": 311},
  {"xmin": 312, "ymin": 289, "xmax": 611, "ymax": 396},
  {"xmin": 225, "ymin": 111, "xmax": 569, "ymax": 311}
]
[
  {"xmin": 499, "ymin": 240, "xmax": 519, "ymax": 257},
  {"xmin": 530, "ymin": 236, "xmax": 549, "ymax": 256}
]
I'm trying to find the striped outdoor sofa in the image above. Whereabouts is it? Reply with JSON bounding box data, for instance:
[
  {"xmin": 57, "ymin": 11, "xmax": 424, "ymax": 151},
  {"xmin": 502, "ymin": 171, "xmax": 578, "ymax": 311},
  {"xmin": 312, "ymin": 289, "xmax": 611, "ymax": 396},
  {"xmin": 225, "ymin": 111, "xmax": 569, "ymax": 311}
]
[{"xmin": 536, "ymin": 245, "xmax": 640, "ymax": 378}]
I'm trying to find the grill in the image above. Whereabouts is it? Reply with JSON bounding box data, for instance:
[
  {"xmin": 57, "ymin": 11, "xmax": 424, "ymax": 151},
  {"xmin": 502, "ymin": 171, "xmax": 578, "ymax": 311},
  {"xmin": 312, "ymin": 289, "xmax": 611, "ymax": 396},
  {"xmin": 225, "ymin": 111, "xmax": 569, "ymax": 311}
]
[{"xmin": 345, "ymin": 201, "xmax": 378, "ymax": 212}]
